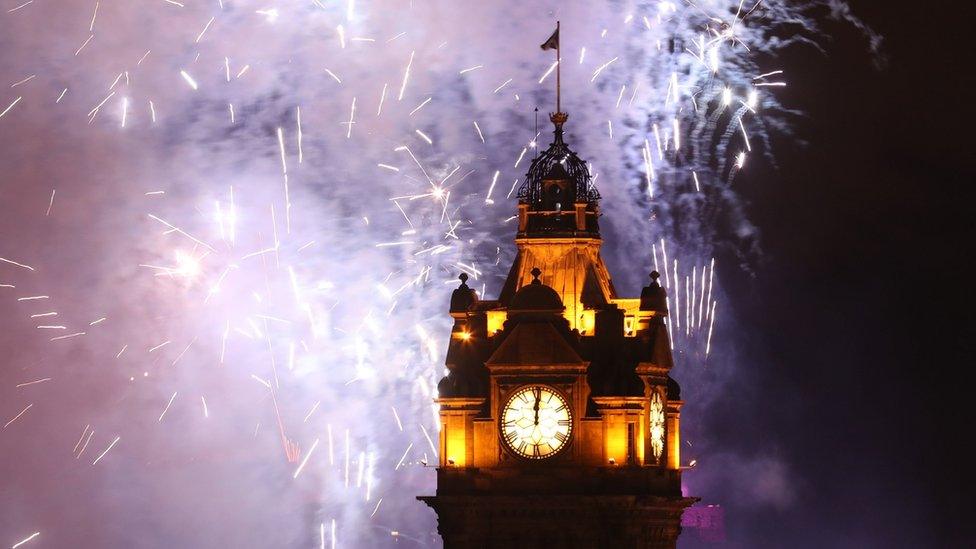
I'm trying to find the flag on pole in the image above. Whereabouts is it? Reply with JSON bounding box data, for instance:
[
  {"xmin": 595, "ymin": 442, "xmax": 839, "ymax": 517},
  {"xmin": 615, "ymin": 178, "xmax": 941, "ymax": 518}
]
[
  {"xmin": 540, "ymin": 27, "xmax": 559, "ymax": 51},
  {"xmin": 541, "ymin": 22, "xmax": 562, "ymax": 114}
]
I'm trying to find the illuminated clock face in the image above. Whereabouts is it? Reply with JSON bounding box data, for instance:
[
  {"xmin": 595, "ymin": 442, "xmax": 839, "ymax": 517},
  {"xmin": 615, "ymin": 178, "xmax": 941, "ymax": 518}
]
[
  {"xmin": 500, "ymin": 385, "xmax": 572, "ymax": 459},
  {"xmin": 649, "ymin": 391, "xmax": 666, "ymax": 464}
]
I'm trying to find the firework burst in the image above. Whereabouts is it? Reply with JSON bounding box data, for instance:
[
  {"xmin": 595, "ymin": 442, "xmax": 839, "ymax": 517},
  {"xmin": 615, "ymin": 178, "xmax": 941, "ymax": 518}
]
[{"xmin": 0, "ymin": 1, "xmax": 877, "ymax": 546}]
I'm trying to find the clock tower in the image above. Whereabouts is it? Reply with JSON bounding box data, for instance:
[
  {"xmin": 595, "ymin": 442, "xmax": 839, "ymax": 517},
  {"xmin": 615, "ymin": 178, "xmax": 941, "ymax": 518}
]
[{"xmin": 419, "ymin": 110, "xmax": 698, "ymax": 548}]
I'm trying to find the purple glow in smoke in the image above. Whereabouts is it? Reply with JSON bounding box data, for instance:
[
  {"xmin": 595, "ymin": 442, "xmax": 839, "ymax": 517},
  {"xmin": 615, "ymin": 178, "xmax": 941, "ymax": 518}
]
[{"xmin": 0, "ymin": 1, "xmax": 877, "ymax": 546}]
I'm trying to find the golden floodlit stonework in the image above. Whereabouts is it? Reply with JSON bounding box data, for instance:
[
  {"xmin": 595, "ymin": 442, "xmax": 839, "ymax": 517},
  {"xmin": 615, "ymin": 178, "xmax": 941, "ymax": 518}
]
[{"xmin": 419, "ymin": 109, "xmax": 698, "ymax": 548}]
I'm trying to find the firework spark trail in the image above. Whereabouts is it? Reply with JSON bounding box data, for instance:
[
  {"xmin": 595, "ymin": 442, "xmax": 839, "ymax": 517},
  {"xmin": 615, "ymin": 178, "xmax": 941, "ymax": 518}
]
[
  {"xmin": 0, "ymin": 96, "xmax": 23, "ymax": 119},
  {"xmin": 0, "ymin": 0, "xmax": 877, "ymax": 546},
  {"xmin": 157, "ymin": 391, "xmax": 178, "ymax": 422},
  {"xmin": 10, "ymin": 532, "xmax": 40, "ymax": 549},
  {"xmin": 3, "ymin": 403, "xmax": 33, "ymax": 429},
  {"xmin": 293, "ymin": 438, "xmax": 320, "ymax": 479},
  {"xmin": 75, "ymin": 428, "xmax": 95, "ymax": 459},
  {"xmin": 91, "ymin": 436, "xmax": 120, "ymax": 465},
  {"xmin": 16, "ymin": 377, "xmax": 52, "ymax": 388}
]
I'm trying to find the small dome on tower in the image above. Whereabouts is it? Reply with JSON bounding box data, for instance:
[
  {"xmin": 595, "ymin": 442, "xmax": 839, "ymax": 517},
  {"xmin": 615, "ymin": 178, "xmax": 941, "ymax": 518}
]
[
  {"xmin": 509, "ymin": 268, "xmax": 565, "ymax": 313},
  {"xmin": 517, "ymin": 112, "xmax": 600, "ymax": 207}
]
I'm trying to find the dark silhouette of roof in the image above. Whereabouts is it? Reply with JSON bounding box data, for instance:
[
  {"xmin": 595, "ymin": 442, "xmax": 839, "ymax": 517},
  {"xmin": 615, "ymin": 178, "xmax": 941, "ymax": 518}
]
[{"xmin": 486, "ymin": 322, "xmax": 584, "ymax": 366}]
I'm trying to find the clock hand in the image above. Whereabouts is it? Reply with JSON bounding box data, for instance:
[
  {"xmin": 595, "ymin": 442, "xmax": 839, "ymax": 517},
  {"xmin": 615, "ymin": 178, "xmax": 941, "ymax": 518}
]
[{"xmin": 533, "ymin": 388, "xmax": 540, "ymax": 426}]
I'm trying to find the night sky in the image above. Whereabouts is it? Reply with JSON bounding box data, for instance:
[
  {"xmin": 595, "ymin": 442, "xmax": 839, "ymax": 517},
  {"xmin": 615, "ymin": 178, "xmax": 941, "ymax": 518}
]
[
  {"xmin": 685, "ymin": 2, "xmax": 972, "ymax": 546},
  {"xmin": 1, "ymin": 1, "xmax": 972, "ymax": 548}
]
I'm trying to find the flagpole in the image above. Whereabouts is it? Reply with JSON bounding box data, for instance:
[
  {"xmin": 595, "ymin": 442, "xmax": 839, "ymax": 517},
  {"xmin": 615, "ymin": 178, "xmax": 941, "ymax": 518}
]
[
  {"xmin": 534, "ymin": 107, "xmax": 539, "ymax": 159},
  {"xmin": 556, "ymin": 20, "xmax": 561, "ymax": 114}
]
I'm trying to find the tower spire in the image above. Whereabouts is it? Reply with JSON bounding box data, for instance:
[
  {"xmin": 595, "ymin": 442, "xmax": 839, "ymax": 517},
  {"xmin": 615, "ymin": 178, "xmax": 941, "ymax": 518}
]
[{"xmin": 516, "ymin": 23, "xmax": 598, "ymax": 232}]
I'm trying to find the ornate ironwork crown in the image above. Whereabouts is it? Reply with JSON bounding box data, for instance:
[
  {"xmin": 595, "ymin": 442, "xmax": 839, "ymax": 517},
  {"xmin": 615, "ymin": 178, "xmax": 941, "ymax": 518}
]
[{"xmin": 516, "ymin": 112, "xmax": 601, "ymax": 206}]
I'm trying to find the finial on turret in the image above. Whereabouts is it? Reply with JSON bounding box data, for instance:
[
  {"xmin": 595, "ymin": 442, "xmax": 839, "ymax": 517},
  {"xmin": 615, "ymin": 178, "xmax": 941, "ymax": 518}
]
[
  {"xmin": 549, "ymin": 111, "xmax": 568, "ymax": 126},
  {"xmin": 640, "ymin": 271, "xmax": 668, "ymax": 313},
  {"xmin": 549, "ymin": 111, "xmax": 569, "ymax": 142},
  {"xmin": 450, "ymin": 272, "xmax": 477, "ymax": 312},
  {"xmin": 530, "ymin": 267, "xmax": 542, "ymax": 284}
]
